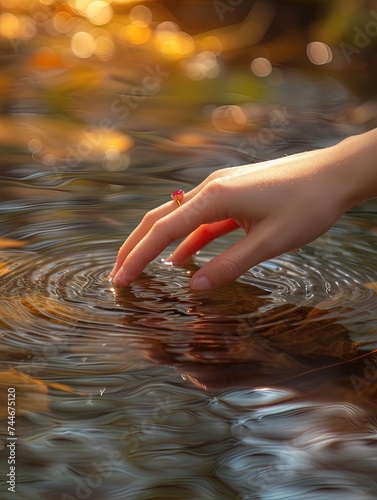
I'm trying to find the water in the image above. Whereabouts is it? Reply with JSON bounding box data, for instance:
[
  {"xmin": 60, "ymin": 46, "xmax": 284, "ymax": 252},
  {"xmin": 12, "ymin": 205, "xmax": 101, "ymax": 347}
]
[
  {"xmin": 1, "ymin": 5, "xmax": 377, "ymax": 498},
  {"xmin": 1, "ymin": 123, "xmax": 377, "ymax": 499}
]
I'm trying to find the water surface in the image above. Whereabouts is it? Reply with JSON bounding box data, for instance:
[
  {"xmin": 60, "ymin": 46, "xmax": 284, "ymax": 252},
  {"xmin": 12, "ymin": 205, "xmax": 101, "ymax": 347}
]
[{"xmin": 1, "ymin": 6, "xmax": 377, "ymax": 498}]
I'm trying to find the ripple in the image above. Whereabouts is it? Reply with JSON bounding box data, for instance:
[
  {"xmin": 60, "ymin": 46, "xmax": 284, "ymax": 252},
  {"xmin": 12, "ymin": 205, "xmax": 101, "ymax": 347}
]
[
  {"xmin": 0, "ymin": 210, "xmax": 376, "ymax": 379},
  {"xmin": 1, "ymin": 209, "xmax": 375, "ymax": 329},
  {"xmin": 217, "ymin": 400, "xmax": 377, "ymax": 499}
]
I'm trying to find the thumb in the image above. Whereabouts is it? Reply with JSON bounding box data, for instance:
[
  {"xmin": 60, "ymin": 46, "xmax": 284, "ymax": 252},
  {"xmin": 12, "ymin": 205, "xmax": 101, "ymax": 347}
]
[{"xmin": 190, "ymin": 221, "xmax": 282, "ymax": 290}]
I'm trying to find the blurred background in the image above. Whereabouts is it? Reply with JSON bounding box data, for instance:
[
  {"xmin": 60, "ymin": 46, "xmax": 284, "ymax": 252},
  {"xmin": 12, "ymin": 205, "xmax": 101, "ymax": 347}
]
[{"xmin": 1, "ymin": 0, "xmax": 377, "ymax": 188}]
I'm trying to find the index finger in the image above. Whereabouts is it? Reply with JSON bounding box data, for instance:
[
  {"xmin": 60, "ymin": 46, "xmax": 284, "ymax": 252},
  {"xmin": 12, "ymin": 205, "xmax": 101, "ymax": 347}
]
[
  {"xmin": 110, "ymin": 200, "xmax": 176, "ymax": 278},
  {"xmin": 110, "ymin": 182, "xmax": 209, "ymax": 278},
  {"xmin": 112, "ymin": 191, "xmax": 225, "ymax": 286}
]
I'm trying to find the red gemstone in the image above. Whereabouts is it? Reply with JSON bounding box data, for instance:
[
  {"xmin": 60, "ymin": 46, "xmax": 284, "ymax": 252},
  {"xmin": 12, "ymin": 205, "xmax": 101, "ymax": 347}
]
[{"xmin": 171, "ymin": 190, "xmax": 184, "ymax": 204}]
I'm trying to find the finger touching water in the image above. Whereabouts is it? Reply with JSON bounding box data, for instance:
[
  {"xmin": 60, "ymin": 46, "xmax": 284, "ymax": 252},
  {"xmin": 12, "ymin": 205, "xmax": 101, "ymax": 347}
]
[
  {"xmin": 111, "ymin": 187, "xmax": 228, "ymax": 286},
  {"xmin": 111, "ymin": 129, "xmax": 377, "ymax": 290}
]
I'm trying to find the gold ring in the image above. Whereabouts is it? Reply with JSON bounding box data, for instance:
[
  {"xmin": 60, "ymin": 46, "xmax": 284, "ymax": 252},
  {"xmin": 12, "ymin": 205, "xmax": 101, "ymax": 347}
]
[{"xmin": 171, "ymin": 190, "xmax": 184, "ymax": 206}]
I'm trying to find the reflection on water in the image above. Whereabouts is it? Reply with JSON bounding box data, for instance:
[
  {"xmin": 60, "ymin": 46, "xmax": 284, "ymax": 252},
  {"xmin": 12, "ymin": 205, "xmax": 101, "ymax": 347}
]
[{"xmin": 1, "ymin": 1, "xmax": 377, "ymax": 498}]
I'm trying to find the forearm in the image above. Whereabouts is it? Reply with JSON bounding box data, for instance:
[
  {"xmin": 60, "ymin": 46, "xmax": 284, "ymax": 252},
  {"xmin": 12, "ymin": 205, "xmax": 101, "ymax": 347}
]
[{"xmin": 335, "ymin": 128, "xmax": 377, "ymax": 207}]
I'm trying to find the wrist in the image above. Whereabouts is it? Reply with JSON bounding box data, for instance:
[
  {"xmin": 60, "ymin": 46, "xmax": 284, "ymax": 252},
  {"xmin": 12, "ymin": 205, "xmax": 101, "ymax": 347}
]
[{"xmin": 333, "ymin": 129, "xmax": 377, "ymax": 207}]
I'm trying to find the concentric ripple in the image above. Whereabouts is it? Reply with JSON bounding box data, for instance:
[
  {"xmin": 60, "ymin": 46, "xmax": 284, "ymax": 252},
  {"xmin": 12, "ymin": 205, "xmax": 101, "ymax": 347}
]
[
  {"xmin": 1, "ymin": 211, "xmax": 376, "ymax": 337},
  {"xmin": 0, "ymin": 206, "xmax": 376, "ymax": 391}
]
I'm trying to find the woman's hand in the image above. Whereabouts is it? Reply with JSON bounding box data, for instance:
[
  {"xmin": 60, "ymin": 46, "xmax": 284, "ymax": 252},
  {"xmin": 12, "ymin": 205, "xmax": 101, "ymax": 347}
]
[{"xmin": 110, "ymin": 131, "xmax": 377, "ymax": 290}]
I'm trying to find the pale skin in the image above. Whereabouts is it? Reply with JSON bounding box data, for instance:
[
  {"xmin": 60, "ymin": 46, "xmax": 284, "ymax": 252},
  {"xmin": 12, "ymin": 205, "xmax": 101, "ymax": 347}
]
[{"xmin": 110, "ymin": 128, "xmax": 377, "ymax": 290}]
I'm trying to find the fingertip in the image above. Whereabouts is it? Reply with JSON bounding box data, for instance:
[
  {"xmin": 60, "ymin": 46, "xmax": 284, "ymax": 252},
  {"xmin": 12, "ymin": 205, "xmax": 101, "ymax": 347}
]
[
  {"xmin": 113, "ymin": 270, "xmax": 133, "ymax": 287},
  {"xmin": 191, "ymin": 276, "xmax": 211, "ymax": 290}
]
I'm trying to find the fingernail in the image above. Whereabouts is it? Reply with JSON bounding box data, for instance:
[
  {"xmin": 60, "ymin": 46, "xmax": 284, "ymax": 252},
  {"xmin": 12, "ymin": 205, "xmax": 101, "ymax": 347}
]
[
  {"xmin": 191, "ymin": 276, "xmax": 211, "ymax": 290},
  {"xmin": 113, "ymin": 271, "xmax": 126, "ymax": 287}
]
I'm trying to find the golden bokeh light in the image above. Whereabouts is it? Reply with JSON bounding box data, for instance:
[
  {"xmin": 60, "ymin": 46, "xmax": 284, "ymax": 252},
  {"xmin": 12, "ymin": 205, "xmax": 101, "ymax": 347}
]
[
  {"xmin": 119, "ymin": 22, "xmax": 151, "ymax": 46},
  {"xmin": 87, "ymin": 1, "xmax": 113, "ymax": 26},
  {"xmin": 94, "ymin": 34, "xmax": 115, "ymax": 61},
  {"xmin": 307, "ymin": 41, "xmax": 333, "ymax": 65},
  {"xmin": 52, "ymin": 11, "xmax": 74, "ymax": 34},
  {"xmin": 70, "ymin": 0, "xmax": 91, "ymax": 14},
  {"xmin": 103, "ymin": 152, "xmax": 131, "ymax": 172},
  {"xmin": 42, "ymin": 153, "xmax": 56, "ymax": 166},
  {"xmin": 155, "ymin": 26, "xmax": 195, "ymax": 60},
  {"xmin": 71, "ymin": 31, "xmax": 95, "ymax": 58},
  {"xmin": 156, "ymin": 21, "xmax": 180, "ymax": 33},
  {"xmin": 184, "ymin": 51, "xmax": 220, "ymax": 80},
  {"xmin": 251, "ymin": 57, "xmax": 272, "ymax": 77},
  {"xmin": 0, "ymin": 12, "xmax": 21, "ymax": 39},
  {"xmin": 129, "ymin": 5, "xmax": 152, "ymax": 28},
  {"xmin": 19, "ymin": 15, "xmax": 37, "ymax": 41},
  {"xmin": 66, "ymin": 0, "xmax": 114, "ymax": 26},
  {"xmin": 28, "ymin": 138, "xmax": 43, "ymax": 153},
  {"xmin": 212, "ymin": 105, "xmax": 248, "ymax": 132},
  {"xmin": 200, "ymin": 36, "xmax": 223, "ymax": 55}
]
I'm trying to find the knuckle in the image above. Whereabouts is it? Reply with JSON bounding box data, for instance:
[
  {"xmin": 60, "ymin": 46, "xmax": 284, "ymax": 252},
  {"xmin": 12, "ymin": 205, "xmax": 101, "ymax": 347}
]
[
  {"xmin": 206, "ymin": 166, "xmax": 231, "ymax": 183},
  {"xmin": 151, "ymin": 218, "xmax": 166, "ymax": 233},
  {"xmin": 151, "ymin": 218, "xmax": 175, "ymax": 244},
  {"xmin": 204, "ymin": 178, "xmax": 225, "ymax": 198},
  {"xmin": 141, "ymin": 209, "xmax": 158, "ymax": 226},
  {"xmin": 191, "ymin": 178, "xmax": 228, "ymax": 221},
  {"xmin": 206, "ymin": 171, "xmax": 218, "ymax": 182}
]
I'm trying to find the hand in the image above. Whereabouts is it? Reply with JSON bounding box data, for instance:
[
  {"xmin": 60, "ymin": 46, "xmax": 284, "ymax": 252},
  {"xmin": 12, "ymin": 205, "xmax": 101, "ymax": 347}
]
[{"xmin": 110, "ymin": 132, "xmax": 377, "ymax": 290}]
